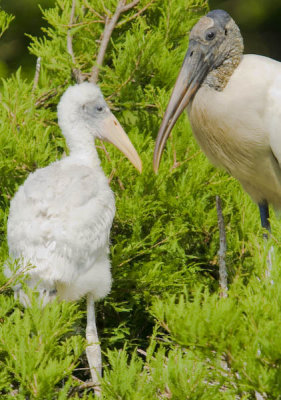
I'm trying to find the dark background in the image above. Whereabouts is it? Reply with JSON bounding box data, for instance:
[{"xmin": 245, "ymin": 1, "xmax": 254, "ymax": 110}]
[
  {"xmin": 210, "ymin": 0, "xmax": 281, "ymax": 60},
  {"xmin": 1, "ymin": 0, "xmax": 281, "ymax": 78}
]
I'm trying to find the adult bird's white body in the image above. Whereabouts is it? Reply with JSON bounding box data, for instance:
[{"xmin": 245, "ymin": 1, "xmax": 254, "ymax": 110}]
[
  {"xmin": 190, "ymin": 54, "xmax": 281, "ymax": 208},
  {"xmin": 6, "ymin": 82, "xmax": 142, "ymax": 391},
  {"xmin": 154, "ymin": 9, "xmax": 281, "ymax": 233}
]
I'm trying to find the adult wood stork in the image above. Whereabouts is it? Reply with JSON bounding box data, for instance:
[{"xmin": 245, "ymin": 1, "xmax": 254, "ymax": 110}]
[
  {"xmin": 154, "ymin": 9, "xmax": 281, "ymax": 236},
  {"xmin": 5, "ymin": 82, "xmax": 142, "ymax": 391}
]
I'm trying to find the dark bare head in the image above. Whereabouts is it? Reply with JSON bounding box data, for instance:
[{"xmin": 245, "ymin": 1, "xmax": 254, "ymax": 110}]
[{"xmin": 153, "ymin": 10, "xmax": 244, "ymax": 172}]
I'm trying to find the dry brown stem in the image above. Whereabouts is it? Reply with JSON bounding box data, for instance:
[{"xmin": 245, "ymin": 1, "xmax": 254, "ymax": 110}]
[
  {"xmin": 117, "ymin": 0, "xmax": 155, "ymax": 27},
  {"xmin": 89, "ymin": 0, "xmax": 140, "ymax": 83},
  {"xmin": 67, "ymin": 0, "xmax": 85, "ymax": 83}
]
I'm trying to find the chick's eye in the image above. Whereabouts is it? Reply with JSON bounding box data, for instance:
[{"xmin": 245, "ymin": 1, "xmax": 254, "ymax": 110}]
[
  {"xmin": 96, "ymin": 106, "xmax": 103, "ymax": 112},
  {"xmin": 206, "ymin": 31, "xmax": 215, "ymax": 41}
]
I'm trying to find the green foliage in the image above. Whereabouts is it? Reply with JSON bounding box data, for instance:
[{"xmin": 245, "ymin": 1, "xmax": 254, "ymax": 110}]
[
  {"xmin": 2, "ymin": 0, "xmax": 281, "ymax": 399},
  {"xmin": 101, "ymin": 346, "xmax": 227, "ymax": 399},
  {"xmin": 101, "ymin": 253, "xmax": 281, "ymax": 399},
  {"xmin": 0, "ymin": 8, "xmax": 14, "ymax": 39},
  {"xmin": 0, "ymin": 294, "xmax": 85, "ymax": 398}
]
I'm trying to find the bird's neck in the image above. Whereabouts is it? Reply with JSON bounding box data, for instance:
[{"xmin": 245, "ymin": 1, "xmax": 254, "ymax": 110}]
[
  {"xmin": 203, "ymin": 29, "xmax": 244, "ymax": 91},
  {"xmin": 203, "ymin": 52, "xmax": 242, "ymax": 91},
  {"xmin": 62, "ymin": 125, "xmax": 101, "ymax": 169}
]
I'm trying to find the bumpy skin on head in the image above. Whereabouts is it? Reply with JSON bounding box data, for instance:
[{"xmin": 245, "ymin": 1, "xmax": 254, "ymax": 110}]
[{"xmin": 153, "ymin": 9, "xmax": 244, "ymax": 172}]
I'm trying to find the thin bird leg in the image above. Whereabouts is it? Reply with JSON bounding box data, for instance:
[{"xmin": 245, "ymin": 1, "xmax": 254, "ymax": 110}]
[
  {"xmin": 86, "ymin": 293, "xmax": 102, "ymax": 396},
  {"xmin": 258, "ymin": 201, "xmax": 271, "ymax": 239},
  {"xmin": 258, "ymin": 201, "xmax": 273, "ymax": 276}
]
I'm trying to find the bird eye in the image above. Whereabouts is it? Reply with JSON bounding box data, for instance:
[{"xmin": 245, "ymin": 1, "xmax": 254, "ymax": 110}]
[
  {"xmin": 190, "ymin": 51, "xmax": 194, "ymax": 57},
  {"xmin": 225, "ymin": 28, "xmax": 228, "ymax": 36},
  {"xmin": 96, "ymin": 106, "xmax": 103, "ymax": 112},
  {"xmin": 206, "ymin": 31, "xmax": 215, "ymax": 41}
]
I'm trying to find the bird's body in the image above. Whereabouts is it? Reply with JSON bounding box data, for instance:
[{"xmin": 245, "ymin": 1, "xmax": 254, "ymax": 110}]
[
  {"xmin": 6, "ymin": 82, "xmax": 142, "ymax": 388},
  {"xmin": 7, "ymin": 157, "xmax": 114, "ymax": 303},
  {"xmin": 189, "ymin": 54, "xmax": 281, "ymax": 208},
  {"xmin": 153, "ymin": 9, "xmax": 281, "ymax": 235}
]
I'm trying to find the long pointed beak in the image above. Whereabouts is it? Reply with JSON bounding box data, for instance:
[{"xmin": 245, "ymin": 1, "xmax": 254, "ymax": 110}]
[
  {"xmin": 100, "ymin": 113, "xmax": 142, "ymax": 173},
  {"xmin": 153, "ymin": 45, "xmax": 209, "ymax": 173}
]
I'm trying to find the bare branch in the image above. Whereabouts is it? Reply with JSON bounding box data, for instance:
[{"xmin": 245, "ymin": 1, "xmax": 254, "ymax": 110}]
[
  {"xmin": 35, "ymin": 88, "xmax": 58, "ymax": 108},
  {"xmin": 32, "ymin": 57, "xmax": 41, "ymax": 93},
  {"xmin": 89, "ymin": 0, "xmax": 140, "ymax": 83},
  {"xmin": 68, "ymin": 376, "xmax": 96, "ymax": 396},
  {"xmin": 67, "ymin": 0, "xmax": 85, "ymax": 83},
  {"xmin": 82, "ymin": 0, "xmax": 104, "ymax": 20},
  {"xmin": 121, "ymin": 0, "xmax": 140, "ymax": 13},
  {"xmin": 35, "ymin": 80, "xmax": 69, "ymax": 108},
  {"xmin": 62, "ymin": 19, "xmax": 104, "ymax": 28},
  {"xmin": 215, "ymin": 195, "xmax": 228, "ymax": 298},
  {"xmin": 117, "ymin": 0, "xmax": 153, "ymax": 27},
  {"xmin": 67, "ymin": 0, "xmax": 76, "ymax": 63}
]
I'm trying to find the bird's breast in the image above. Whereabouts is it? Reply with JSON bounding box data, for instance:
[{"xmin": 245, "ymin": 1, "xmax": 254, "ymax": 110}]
[
  {"xmin": 187, "ymin": 55, "xmax": 281, "ymax": 206},
  {"xmin": 188, "ymin": 54, "xmax": 281, "ymax": 173},
  {"xmin": 188, "ymin": 85, "xmax": 265, "ymax": 175}
]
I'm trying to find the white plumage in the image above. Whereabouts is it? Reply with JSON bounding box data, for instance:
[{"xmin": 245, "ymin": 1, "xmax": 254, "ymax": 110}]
[
  {"xmin": 6, "ymin": 82, "xmax": 142, "ymax": 390},
  {"xmin": 154, "ymin": 9, "xmax": 281, "ymax": 235},
  {"xmin": 189, "ymin": 54, "xmax": 281, "ymax": 209},
  {"xmin": 8, "ymin": 161, "xmax": 114, "ymax": 302}
]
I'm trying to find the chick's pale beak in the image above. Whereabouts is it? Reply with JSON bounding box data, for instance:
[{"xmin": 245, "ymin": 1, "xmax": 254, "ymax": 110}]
[
  {"xmin": 100, "ymin": 113, "xmax": 142, "ymax": 173},
  {"xmin": 153, "ymin": 44, "xmax": 209, "ymax": 173}
]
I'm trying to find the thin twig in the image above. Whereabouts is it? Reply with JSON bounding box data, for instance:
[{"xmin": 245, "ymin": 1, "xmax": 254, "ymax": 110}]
[
  {"xmin": 215, "ymin": 195, "xmax": 228, "ymax": 298},
  {"xmin": 68, "ymin": 379, "xmax": 96, "ymax": 396},
  {"xmin": 0, "ymin": 264, "xmax": 34, "ymax": 294},
  {"xmin": 89, "ymin": 0, "xmax": 140, "ymax": 83},
  {"xmin": 67, "ymin": 0, "xmax": 85, "ymax": 83},
  {"xmin": 62, "ymin": 19, "xmax": 104, "ymax": 28},
  {"xmin": 34, "ymin": 80, "xmax": 69, "ymax": 108},
  {"xmin": 100, "ymin": 0, "xmax": 111, "ymax": 16},
  {"xmin": 82, "ymin": 0, "xmax": 104, "ymax": 20},
  {"xmin": 117, "ymin": 0, "xmax": 154, "ymax": 27},
  {"xmin": 32, "ymin": 57, "xmax": 41, "ymax": 93},
  {"xmin": 121, "ymin": 0, "xmax": 140, "ymax": 12},
  {"xmin": 67, "ymin": 0, "xmax": 76, "ymax": 63},
  {"xmin": 35, "ymin": 88, "xmax": 59, "ymax": 108}
]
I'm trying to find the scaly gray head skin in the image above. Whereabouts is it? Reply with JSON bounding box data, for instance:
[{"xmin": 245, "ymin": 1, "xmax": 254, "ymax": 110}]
[{"xmin": 153, "ymin": 10, "xmax": 244, "ymax": 172}]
